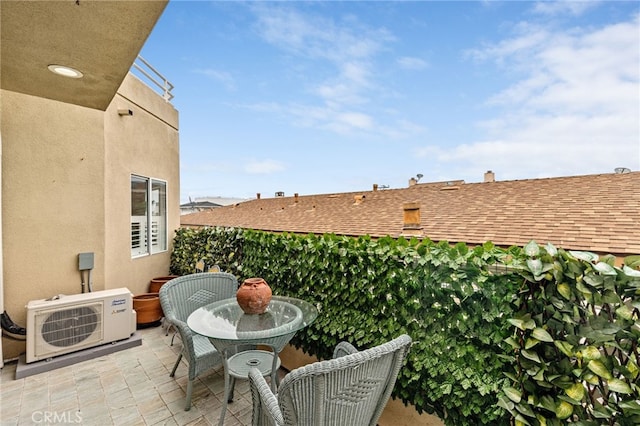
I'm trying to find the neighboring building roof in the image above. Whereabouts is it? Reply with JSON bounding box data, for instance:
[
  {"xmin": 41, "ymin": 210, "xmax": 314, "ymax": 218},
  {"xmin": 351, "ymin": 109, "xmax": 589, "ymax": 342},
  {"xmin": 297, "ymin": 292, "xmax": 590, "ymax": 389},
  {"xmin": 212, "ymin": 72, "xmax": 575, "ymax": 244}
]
[
  {"xmin": 180, "ymin": 197, "xmax": 251, "ymax": 215},
  {"xmin": 181, "ymin": 172, "xmax": 640, "ymax": 256},
  {"xmin": 193, "ymin": 197, "xmax": 251, "ymax": 206},
  {"xmin": 181, "ymin": 201, "xmax": 223, "ymax": 209},
  {"xmin": 180, "ymin": 201, "xmax": 222, "ymax": 216}
]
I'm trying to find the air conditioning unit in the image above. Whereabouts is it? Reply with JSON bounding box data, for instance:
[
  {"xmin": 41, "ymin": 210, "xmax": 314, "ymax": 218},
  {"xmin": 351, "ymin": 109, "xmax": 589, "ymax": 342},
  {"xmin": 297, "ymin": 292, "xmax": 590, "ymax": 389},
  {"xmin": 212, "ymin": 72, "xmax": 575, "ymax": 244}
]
[{"xmin": 26, "ymin": 288, "xmax": 136, "ymax": 363}]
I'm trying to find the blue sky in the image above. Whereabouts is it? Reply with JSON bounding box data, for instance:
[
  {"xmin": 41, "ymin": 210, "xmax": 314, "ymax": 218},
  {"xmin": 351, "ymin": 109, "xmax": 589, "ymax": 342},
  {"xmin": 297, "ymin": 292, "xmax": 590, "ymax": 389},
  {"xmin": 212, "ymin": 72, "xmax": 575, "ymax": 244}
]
[{"xmin": 138, "ymin": 1, "xmax": 640, "ymax": 202}]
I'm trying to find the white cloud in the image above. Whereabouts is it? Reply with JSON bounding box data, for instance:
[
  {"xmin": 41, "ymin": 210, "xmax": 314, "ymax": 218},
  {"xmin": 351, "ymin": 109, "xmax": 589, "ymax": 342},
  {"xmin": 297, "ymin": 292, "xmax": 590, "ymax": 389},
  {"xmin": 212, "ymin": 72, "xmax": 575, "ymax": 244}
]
[
  {"xmin": 336, "ymin": 112, "xmax": 373, "ymax": 130},
  {"xmin": 194, "ymin": 68, "xmax": 236, "ymax": 91},
  {"xmin": 466, "ymin": 25, "xmax": 550, "ymax": 65},
  {"xmin": 279, "ymin": 101, "xmax": 425, "ymax": 139},
  {"xmin": 252, "ymin": 6, "xmax": 384, "ymax": 98},
  {"xmin": 418, "ymin": 13, "xmax": 640, "ymax": 180},
  {"xmin": 244, "ymin": 159, "xmax": 285, "ymax": 174},
  {"xmin": 250, "ymin": 5, "xmax": 407, "ymax": 136},
  {"xmin": 308, "ymin": 61, "xmax": 373, "ymax": 111},
  {"xmin": 532, "ymin": 0, "xmax": 601, "ymax": 16},
  {"xmin": 397, "ymin": 56, "xmax": 429, "ymax": 70},
  {"xmin": 252, "ymin": 6, "xmax": 391, "ymax": 63},
  {"xmin": 341, "ymin": 61, "xmax": 372, "ymax": 88},
  {"xmin": 420, "ymin": 112, "xmax": 636, "ymax": 180},
  {"xmin": 314, "ymin": 83, "xmax": 367, "ymax": 108}
]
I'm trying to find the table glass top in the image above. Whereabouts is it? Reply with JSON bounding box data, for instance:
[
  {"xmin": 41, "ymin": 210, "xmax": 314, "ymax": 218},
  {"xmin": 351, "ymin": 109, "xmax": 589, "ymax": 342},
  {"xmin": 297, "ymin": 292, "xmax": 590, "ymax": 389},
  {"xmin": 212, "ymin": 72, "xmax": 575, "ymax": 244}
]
[{"xmin": 187, "ymin": 295, "xmax": 318, "ymax": 341}]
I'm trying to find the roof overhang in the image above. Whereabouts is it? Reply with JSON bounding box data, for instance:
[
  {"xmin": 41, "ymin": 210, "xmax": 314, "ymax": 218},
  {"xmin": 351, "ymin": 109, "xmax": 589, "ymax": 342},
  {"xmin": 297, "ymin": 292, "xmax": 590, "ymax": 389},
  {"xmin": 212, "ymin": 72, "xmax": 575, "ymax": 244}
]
[{"xmin": 1, "ymin": 0, "xmax": 168, "ymax": 110}]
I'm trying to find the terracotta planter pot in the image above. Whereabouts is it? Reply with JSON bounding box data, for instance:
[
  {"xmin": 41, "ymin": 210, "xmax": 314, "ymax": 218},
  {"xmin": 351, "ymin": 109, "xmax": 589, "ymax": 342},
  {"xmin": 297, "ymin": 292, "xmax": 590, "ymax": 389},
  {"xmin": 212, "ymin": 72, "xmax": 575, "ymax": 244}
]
[
  {"xmin": 148, "ymin": 276, "xmax": 178, "ymax": 317},
  {"xmin": 133, "ymin": 293, "xmax": 162, "ymax": 326},
  {"xmin": 148, "ymin": 275, "xmax": 179, "ymax": 293},
  {"xmin": 236, "ymin": 277, "xmax": 272, "ymax": 315}
]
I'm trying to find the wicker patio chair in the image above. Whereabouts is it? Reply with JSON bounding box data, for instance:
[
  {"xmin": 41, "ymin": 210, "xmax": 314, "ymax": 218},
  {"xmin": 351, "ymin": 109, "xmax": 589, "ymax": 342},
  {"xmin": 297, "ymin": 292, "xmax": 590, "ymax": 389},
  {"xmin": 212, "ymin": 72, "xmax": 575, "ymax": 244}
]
[
  {"xmin": 159, "ymin": 272, "xmax": 239, "ymax": 410},
  {"xmin": 248, "ymin": 334, "xmax": 412, "ymax": 426}
]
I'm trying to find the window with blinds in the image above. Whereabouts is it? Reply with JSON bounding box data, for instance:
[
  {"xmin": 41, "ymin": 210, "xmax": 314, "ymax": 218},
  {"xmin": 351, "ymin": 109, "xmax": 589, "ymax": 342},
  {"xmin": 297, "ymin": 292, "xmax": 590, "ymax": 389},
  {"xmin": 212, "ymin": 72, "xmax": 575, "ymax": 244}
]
[{"xmin": 131, "ymin": 175, "xmax": 167, "ymax": 257}]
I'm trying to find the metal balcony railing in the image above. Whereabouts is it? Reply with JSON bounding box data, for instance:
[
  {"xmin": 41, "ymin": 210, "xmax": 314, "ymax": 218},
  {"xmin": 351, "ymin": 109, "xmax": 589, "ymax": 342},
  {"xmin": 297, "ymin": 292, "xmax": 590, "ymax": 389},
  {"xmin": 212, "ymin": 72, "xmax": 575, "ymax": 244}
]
[{"xmin": 131, "ymin": 55, "xmax": 174, "ymax": 102}]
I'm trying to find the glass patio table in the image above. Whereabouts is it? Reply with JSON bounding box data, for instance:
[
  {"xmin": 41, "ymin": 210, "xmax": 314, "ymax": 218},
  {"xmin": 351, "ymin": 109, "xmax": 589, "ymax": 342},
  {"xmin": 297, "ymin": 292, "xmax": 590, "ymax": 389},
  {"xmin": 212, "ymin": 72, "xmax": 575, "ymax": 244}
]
[{"xmin": 187, "ymin": 295, "xmax": 318, "ymax": 425}]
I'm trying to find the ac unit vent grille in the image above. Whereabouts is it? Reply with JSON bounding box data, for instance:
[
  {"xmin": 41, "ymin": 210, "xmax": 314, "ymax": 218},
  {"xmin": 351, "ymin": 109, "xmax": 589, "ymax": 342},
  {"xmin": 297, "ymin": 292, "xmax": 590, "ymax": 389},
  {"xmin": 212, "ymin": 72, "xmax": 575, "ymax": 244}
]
[
  {"xmin": 36, "ymin": 303, "xmax": 103, "ymax": 351},
  {"xmin": 26, "ymin": 289, "xmax": 134, "ymax": 363},
  {"xmin": 41, "ymin": 306, "xmax": 100, "ymax": 347}
]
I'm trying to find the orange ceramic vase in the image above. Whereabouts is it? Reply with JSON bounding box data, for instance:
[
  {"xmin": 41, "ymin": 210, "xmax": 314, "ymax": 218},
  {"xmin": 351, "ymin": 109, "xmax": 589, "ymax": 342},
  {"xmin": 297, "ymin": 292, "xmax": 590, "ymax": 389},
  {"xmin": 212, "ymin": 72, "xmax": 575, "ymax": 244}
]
[{"xmin": 236, "ymin": 277, "xmax": 272, "ymax": 315}]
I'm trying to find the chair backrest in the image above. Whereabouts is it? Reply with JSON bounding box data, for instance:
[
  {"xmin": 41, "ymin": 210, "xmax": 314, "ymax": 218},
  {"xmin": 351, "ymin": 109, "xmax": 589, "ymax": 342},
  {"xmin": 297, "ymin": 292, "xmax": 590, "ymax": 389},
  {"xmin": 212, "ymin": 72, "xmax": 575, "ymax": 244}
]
[
  {"xmin": 159, "ymin": 272, "xmax": 238, "ymax": 324},
  {"xmin": 277, "ymin": 334, "xmax": 412, "ymax": 426}
]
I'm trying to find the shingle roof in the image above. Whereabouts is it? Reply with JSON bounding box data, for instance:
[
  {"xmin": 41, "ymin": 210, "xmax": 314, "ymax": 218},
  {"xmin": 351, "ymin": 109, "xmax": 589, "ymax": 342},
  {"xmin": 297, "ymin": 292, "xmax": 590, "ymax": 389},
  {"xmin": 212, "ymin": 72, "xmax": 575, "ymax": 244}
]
[{"xmin": 181, "ymin": 172, "xmax": 640, "ymax": 256}]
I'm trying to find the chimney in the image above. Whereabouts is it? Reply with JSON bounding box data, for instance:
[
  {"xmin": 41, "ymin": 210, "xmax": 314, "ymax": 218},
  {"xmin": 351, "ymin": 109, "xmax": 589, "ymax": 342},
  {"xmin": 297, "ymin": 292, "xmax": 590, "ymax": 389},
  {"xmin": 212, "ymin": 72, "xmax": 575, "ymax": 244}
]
[
  {"xmin": 409, "ymin": 177, "xmax": 417, "ymax": 187},
  {"xmin": 256, "ymin": 193, "xmax": 261, "ymax": 199},
  {"xmin": 373, "ymin": 183, "xmax": 378, "ymax": 191},
  {"xmin": 484, "ymin": 170, "xmax": 495, "ymax": 183},
  {"xmin": 402, "ymin": 202, "xmax": 422, "ymax": 235}
]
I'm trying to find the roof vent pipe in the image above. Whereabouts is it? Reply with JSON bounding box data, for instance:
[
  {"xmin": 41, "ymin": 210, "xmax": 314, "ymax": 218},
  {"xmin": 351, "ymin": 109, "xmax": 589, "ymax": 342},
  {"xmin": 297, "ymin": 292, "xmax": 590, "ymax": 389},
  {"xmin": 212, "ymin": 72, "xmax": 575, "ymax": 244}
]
[
  {"xmin": 484, "ymin": 170, "xmax": 495, "ymax": 183},
  {"xmin": 256, "ymin": 193, "xmax": 261, "ymax": 200},
  {"xmin": 373, "ymin": 184, "xmax": 378, "ymax": 191}
]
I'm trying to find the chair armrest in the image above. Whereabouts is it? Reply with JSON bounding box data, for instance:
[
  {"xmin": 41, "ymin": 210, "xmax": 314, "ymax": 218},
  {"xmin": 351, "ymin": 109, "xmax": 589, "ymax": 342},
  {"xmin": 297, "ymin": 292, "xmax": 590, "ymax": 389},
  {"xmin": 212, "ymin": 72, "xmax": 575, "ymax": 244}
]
[
  {"xmin": 333, "ymin": 341, "xmax": 359, "ymax": 358},
  {"xmin": 166, "ymin": 316, "xmax": 196, "ymax": 357},
  {"xmin": 248, "ymin": 368, "xmax": 284, "ymax": 425}
]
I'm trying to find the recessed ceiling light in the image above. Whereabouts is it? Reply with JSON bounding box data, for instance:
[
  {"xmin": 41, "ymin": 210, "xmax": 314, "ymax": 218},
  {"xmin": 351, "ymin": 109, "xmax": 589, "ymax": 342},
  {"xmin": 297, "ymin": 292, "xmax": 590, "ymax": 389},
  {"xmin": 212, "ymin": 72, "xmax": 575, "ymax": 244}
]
[{"xmin": 48, "ymin": 64, "xmax": 83, "ymax": 78}]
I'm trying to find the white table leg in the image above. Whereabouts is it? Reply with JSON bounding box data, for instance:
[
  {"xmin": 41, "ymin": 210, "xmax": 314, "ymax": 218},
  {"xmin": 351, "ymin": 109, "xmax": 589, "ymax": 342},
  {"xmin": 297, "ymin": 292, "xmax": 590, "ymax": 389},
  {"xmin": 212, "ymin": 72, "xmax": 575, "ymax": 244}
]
[{"xmin": 219, "ymin": 352, "xmax": 231, "ymax": 426}]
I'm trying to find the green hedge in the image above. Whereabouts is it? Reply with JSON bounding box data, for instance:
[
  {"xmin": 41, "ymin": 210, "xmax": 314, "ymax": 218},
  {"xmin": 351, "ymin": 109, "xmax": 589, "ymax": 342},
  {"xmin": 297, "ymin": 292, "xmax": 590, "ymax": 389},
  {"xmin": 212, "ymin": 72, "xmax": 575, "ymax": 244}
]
[
  {"xmin": 170, "ymin": 227, "xmax": 245, "ymax": 277},
  {"xmin": 499, "ymin": 242, "xmax": 640, "ymax": 425},
  {"xmin": 170, "ymin": 227, "xmax": 639, "ymax": 425}
]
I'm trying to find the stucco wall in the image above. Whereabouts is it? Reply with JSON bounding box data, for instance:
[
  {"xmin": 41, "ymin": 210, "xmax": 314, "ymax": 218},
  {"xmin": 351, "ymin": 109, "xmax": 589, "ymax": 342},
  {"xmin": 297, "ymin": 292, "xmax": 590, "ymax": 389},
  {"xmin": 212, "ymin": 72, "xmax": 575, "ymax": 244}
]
[
  {"xmin": 104, "ymin": 73, "xmax": 179, "ymax": 296},
  {"xmin": 1, "ymin": 90, "xmax": 106, "ymax": 359},
  {"xmin": 1, "ymin": 73, "xmax": 179, "ymax": 361}
]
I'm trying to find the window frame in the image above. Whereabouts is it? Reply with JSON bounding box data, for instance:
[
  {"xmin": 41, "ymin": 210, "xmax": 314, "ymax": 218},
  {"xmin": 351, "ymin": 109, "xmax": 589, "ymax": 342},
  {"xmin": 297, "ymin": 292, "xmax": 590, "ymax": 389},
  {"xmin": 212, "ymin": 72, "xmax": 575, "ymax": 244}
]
[{"xmin": 131, "ymin": 174, "xmax": 168, "ymax": 258}]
